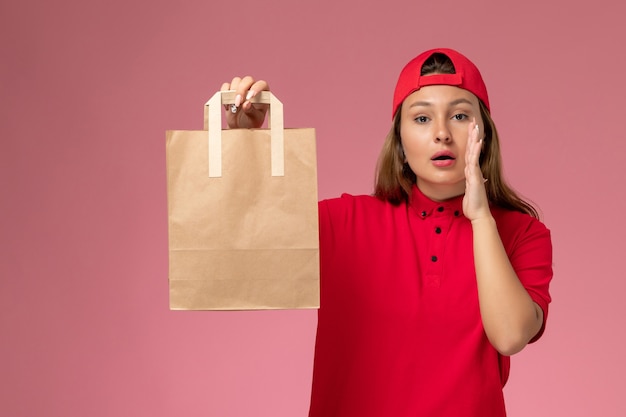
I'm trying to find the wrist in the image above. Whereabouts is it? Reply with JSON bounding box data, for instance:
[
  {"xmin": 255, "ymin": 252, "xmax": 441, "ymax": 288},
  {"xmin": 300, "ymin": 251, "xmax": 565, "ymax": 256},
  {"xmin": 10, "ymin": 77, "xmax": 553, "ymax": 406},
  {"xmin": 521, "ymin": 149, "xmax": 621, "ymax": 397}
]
[{"xmin": 470, "ymin": 215, "xmax": 496, "ymax": 228}]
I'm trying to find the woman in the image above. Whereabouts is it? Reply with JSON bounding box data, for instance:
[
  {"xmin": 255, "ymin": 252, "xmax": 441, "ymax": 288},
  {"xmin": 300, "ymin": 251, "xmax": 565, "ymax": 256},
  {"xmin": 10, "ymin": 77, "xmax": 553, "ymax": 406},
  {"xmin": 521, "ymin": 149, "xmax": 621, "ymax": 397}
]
[{"xmin": 222, "ymin": 48, "xmax": 553, "ymax": 417}]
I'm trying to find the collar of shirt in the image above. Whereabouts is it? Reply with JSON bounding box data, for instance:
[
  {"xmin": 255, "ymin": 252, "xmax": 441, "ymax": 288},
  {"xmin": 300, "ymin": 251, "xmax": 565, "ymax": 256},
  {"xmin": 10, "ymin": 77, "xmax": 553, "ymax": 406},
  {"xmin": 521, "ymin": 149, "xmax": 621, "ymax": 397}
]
[{"xmin": 409, "ymin": 185, "xmax": 464, "ymax": 219}]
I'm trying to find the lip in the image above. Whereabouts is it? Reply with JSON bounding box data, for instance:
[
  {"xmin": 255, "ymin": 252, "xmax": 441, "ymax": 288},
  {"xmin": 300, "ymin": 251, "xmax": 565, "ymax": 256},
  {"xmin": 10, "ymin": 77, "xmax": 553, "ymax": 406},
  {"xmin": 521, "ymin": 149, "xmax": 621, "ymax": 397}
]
[{"xmin": 430, "ymin": 151, "xmax": 456, "ymax": 167}]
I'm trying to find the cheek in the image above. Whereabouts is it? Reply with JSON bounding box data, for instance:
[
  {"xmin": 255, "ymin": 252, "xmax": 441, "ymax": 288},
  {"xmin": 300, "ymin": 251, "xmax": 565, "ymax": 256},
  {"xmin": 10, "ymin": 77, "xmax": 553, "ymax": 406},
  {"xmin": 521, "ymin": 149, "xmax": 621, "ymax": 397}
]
[
  {"xmin": 399, "ymin": 126, "xmax": 428, "ymax": 159},
  {"xmin": 400, "ymin": 140, "xmax": 425, "ymax": 164}
]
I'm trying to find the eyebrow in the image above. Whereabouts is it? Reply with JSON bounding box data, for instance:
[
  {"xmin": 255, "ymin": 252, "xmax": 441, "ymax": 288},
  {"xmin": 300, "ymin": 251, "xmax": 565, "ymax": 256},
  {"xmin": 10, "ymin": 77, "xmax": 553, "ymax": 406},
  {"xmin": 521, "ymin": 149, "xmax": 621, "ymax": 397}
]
[{"xmin": 408, "ymin": 98, "xmax": 474, "ymax": 108}]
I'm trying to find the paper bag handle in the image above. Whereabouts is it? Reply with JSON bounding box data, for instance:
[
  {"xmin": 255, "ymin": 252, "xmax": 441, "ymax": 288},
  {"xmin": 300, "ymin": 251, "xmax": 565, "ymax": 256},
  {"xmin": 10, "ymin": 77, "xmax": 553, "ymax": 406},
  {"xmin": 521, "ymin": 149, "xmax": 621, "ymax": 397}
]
[{"xmin": 204, "ymin": 90, "xmax": 284, "ymax": 177}]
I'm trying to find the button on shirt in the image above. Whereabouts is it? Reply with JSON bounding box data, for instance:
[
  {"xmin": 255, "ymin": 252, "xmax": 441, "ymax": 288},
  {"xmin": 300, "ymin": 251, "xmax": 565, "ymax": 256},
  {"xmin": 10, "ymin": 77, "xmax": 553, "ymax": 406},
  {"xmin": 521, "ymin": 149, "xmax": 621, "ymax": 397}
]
[{"xmin": 309, "ymin": 186, "xmax": 553, "ymax": 417}]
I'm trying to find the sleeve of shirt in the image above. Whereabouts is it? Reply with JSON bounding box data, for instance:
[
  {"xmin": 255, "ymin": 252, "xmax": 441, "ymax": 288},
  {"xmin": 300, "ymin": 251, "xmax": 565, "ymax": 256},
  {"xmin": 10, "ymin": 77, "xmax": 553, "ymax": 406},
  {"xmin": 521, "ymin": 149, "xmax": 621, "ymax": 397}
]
[
  {"xmin": 318, "ymin": 195, "xmax": 354, "ymax": 272},
  {"xmin": 500, "ymin": 213, "xmax": 554, "ymax": 343},
  {"xmin": 318, "ymin": 199, "xmax": 334, "ymax": 258}
]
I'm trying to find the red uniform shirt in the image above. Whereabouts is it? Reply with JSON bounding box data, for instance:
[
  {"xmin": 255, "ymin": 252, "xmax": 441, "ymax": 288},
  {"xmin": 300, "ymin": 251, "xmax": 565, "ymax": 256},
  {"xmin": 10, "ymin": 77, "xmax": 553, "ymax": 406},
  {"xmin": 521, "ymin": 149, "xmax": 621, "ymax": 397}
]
[{"xmin": 308, "ymin": 186, "xmax": 552, "ymax": 417}]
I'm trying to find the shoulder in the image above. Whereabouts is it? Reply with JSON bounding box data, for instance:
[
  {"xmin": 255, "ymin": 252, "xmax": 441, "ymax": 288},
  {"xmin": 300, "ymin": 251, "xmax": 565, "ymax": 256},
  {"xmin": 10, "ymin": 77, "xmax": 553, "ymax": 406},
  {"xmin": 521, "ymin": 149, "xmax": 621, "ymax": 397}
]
[
  {"xmin": 319, "ymin": 193, "xmax": 399, "ymax": 232},
  {"xmin": 491, "ymin": 207, "xmax": 550, "ymax": 234},
  {"xmin": 491, "ymin": 206, "xmax": 552, "ymax": 255},
  {"xmin": 320, "ymin": 193, "xmax": 384, "ymax": 204},
  {"xmin": 320, "ymin": 193, "xmax": 387, "ymax": 213}
]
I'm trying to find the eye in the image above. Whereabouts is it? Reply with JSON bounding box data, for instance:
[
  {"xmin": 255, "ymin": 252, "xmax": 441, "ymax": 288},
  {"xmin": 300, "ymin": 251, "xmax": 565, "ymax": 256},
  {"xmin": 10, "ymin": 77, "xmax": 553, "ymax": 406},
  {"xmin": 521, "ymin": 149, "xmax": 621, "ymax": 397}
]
[
  {"xmin": 452, "ymin": 113, "xmax": 468, "ymax": 121},
  {"xmin": 414, "ymin": 116, "xmax": 429, "ymax": 123}
]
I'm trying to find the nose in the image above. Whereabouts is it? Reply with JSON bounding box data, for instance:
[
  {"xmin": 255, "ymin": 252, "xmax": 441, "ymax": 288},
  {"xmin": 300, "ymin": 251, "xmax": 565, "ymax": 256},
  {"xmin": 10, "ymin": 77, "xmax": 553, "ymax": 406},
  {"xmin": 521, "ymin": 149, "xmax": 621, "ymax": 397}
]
[{"xmin": 434, "ymin": 120, "xmax": 452, "ymax": 143}]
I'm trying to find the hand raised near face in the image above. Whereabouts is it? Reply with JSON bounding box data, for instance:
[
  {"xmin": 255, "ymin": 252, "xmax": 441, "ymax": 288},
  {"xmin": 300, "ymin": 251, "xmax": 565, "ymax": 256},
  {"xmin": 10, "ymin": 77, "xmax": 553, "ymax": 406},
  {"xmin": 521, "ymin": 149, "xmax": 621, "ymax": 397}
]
[
  {"xmin": 220, "ymin": 76, "xmax": 270, "ymax": 129},
  {"xmin": 462, "ymin": 118, "xmax": 492, "ymax": 222}
]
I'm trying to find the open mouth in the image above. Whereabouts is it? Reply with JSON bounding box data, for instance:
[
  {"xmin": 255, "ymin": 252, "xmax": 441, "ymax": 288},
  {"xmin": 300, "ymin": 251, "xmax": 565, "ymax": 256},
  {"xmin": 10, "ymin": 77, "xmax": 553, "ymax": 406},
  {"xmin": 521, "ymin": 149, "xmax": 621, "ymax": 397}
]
[{"xmin": 431, "ymin": 155, "xmax": 455, "ymax": 161}]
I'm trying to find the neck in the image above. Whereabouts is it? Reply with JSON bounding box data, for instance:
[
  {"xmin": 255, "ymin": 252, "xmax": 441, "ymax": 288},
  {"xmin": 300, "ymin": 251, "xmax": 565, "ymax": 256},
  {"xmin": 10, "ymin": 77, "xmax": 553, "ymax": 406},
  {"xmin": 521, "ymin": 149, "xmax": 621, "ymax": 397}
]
[{"xmin": 416, "ymin": 181, "xmax": 465, "ymax": 202}]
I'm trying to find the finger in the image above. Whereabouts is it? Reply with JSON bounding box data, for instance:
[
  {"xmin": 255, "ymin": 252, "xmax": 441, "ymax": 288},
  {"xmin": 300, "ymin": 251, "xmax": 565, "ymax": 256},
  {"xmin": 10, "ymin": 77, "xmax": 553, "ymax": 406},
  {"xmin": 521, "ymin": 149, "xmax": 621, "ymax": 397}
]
[
  {"xmin": 470, "ymin": 119, "xmax": 479, "ymax": 147},
  {"xmin": 248, "ymin": 79, "xmax": 270, "ymax": 98},
  {"xmin": 243, "ymin": 78, "xmax": 273, "ymax": 108},
  {"xmin": 241, "ymin": 83, "xmax": 262, "ymax": 107},
  {"xmin": 231, "ymin": 75, "xmax": 255, "ymax": 108},
  {"xmin": 221, "ymin": 82, "xmax": 234, "ymax": 112},
  {"xmin": 469, "ymin": 121, "xmax": 480, "ymax": 164},
  {"xmin": 230, "ymin": 76, "xmax": 242, "ymax": 89},
  {"xmin": 465, "ymin": 122, "xmax": 483, "ymax": 183},
  {"xmin": 466, "ymin": 120, "xmax": 475, "ymax": 153},
  {"xmin": 242, "ymin": 79, "xmax": 270, "ymax": 112},
  {"xmin": 223, "ymin": 77, "xmax": 241, "ymax": 107},
  {"xmin": 472, "ymin": 126, "xmax": 481, "ymax": 164},
  {"xmin": 465, "ymin": 122, "xmax": 475, "ymax": 166}
]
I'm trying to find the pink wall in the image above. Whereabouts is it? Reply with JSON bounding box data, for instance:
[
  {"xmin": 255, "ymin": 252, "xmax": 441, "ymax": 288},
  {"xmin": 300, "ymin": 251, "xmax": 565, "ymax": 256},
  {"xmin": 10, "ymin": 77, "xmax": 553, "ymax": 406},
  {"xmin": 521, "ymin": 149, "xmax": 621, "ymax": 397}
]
[{"xmin": 2, "ymin": 0, "xmax": 625, "ymax": 416}]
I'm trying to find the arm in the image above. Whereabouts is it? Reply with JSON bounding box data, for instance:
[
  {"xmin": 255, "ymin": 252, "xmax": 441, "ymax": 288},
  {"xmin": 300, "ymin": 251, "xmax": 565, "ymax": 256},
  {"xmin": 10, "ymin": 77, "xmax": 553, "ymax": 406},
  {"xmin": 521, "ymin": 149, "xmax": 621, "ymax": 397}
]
[
  {"xmin": 463, "ymin": 121, "xmax": 543, "ymax": 356},
  {"xmin": 471, "ymin": 217, "xmax": 543, "ymax": 355}
]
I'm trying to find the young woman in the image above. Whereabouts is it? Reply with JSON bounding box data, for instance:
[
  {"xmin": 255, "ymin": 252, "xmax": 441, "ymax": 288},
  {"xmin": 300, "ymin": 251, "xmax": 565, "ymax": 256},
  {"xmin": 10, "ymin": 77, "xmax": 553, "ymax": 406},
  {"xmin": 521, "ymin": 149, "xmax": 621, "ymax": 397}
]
[{"xmin": 222, "ymin": 48, "xmax": 553, "ymax": 417}]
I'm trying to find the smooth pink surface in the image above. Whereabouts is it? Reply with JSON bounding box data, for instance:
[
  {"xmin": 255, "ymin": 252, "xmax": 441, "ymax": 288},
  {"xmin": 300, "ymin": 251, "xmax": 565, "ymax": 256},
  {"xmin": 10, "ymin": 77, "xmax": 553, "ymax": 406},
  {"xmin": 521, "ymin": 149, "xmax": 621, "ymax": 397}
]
[{"xmin": 1, "ymin": 1, "xmax": 625, "ymax": 416}]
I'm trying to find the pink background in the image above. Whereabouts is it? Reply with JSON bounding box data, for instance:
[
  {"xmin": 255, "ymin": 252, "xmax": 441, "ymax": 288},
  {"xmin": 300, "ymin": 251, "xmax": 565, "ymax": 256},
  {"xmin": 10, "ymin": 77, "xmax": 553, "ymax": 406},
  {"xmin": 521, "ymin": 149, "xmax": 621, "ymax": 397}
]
[{"xmin": 2, "ymin": 0, "xmax": 625, "ymax": 416}]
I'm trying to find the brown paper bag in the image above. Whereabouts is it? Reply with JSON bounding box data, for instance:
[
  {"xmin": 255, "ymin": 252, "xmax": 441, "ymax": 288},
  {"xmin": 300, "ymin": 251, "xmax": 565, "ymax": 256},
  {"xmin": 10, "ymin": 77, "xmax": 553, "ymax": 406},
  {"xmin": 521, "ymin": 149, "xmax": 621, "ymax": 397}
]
[{"xmin": 166, "ymin": 91, "xmax": 319, "ymax": 310}]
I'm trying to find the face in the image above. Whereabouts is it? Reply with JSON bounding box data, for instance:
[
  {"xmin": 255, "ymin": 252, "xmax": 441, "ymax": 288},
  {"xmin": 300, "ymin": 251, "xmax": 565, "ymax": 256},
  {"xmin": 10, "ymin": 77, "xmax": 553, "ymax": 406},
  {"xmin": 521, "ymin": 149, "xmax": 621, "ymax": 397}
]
[{"xmin": 400, "ymin": 84, "xmax": 484, "ymax": 201}]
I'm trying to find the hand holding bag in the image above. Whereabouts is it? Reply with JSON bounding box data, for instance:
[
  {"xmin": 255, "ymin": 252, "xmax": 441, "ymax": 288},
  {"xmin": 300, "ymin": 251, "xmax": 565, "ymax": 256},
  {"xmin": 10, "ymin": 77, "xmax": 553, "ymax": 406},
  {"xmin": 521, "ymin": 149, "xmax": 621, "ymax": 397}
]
[{"xmin": 166, "ymin": 91, "xmax": 319, "ymax": 310}]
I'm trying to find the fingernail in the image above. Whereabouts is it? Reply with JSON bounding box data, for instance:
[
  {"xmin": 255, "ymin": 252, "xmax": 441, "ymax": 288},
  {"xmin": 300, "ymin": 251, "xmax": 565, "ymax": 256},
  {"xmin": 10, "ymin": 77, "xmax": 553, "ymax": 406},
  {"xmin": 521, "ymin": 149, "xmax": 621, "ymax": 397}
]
[
  {"xmin": 235, "ymin": 94, "xmax": 242, "ymax": 107},
  {"xmin": 246, "ymin": 90, "xmax": 255, "ymax": 101}
]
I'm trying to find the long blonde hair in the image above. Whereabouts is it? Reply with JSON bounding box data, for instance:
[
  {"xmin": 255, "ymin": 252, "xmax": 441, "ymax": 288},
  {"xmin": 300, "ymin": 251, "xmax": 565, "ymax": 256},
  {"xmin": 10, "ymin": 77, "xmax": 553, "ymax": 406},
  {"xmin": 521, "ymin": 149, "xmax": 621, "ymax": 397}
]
[{"xmin": 374, "ymin": 53, "xmax": 539, "ymax": 218}]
